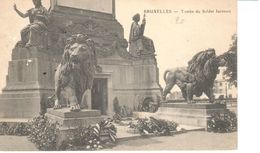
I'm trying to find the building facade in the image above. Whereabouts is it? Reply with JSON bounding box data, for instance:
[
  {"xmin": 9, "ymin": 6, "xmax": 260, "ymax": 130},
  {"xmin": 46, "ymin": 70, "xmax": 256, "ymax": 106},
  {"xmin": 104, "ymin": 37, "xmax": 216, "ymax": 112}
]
[{"xmin": 213, "ymin": 67, "xmax": 237, "ymax": 99}]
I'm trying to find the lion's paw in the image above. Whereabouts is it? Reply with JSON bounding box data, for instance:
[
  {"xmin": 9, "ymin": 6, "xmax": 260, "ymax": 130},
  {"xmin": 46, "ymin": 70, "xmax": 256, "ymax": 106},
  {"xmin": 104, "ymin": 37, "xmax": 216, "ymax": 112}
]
[
  {"xmin": 187, "ymin": 100, "xmax": 195, "ymax": 104},
  {"xmin": 70, "ymin": 104, "xmax": 81, "ymax": 112},
  {"xmin": 53, "ymin": 104, "xmax": 62, "ymax": 110}
]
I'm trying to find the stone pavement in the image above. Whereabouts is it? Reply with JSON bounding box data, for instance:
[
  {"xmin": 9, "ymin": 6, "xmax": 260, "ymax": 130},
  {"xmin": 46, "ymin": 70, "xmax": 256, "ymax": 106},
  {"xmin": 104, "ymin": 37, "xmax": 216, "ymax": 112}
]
[
  {"xmin": 107, "ymin": 131, "xmax": 237, "ymax": 150},
  {"xmin": 0, "ymin": 136, "xmax": 37, "ymax": 151},
  {"xmin": 0, "ymin": 131, "xmax": 236, "ymax": 151},
  {"xmin": 115, "ymin": 123, "xmax": 205, "ymax": 141}
]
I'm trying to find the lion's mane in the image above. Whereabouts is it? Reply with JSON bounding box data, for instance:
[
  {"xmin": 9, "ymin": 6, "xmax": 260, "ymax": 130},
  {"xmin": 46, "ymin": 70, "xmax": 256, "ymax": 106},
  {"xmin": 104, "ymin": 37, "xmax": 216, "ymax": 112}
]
[{"xmin": 187, "ymin": 49, "xmax": 219, "ymax": 97}]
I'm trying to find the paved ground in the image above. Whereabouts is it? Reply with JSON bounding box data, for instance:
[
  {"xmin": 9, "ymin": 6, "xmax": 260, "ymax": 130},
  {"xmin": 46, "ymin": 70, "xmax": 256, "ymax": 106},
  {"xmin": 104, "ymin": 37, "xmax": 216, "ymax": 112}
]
[
  {"xmin": 0, "ymin": 136, "xmax": 38, "ymax": 151},
  {"xmin": 107, "ymin": 131, "xmax": 237, "ymax": 150},
  {"xmin": 0, "ymin": 131, "xmax": 237, "ymax": 151}
]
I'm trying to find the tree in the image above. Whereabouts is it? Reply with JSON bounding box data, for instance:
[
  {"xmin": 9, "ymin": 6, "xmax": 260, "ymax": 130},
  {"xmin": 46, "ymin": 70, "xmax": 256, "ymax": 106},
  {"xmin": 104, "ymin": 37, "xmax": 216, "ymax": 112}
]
[{"xmin": 223, "ymin": 34, "xmax": 237, "ymax": 87}]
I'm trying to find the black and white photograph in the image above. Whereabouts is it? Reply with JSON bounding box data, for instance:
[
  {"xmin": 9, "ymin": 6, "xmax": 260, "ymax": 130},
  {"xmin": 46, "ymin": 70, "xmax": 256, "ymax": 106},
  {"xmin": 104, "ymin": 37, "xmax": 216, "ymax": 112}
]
[{"xmin": 0, "ymin": 0, "xmax": 244, "ymax": 151}]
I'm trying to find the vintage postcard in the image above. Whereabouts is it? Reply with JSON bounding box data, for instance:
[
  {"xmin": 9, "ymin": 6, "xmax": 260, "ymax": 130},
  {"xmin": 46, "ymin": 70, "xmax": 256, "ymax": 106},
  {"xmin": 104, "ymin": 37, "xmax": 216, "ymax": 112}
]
[{"xmin": 0, "ymin": 0, "xmax": 237, "ymax": 151}]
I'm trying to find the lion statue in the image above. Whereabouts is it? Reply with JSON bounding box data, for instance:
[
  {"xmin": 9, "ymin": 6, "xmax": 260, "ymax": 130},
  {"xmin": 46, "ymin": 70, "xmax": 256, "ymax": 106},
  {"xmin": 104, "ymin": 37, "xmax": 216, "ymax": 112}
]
[
  {"xmin": 162, "ymin": 48, "xmax": 226, "ymax": 103},
  {"xmin": 51, "ymin": 34, "xmax": 101, "ymax": 112}
]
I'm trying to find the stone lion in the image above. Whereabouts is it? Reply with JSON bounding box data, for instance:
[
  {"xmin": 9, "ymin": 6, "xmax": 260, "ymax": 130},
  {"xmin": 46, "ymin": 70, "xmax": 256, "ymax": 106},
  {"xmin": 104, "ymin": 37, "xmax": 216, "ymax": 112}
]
[
  {"xmin": 162, "ymin": 48, "xmax": 226, "ymax": 103},
  {"xmin": 52, "ymin": 34, "xmax": 101, "ymax": 112}
]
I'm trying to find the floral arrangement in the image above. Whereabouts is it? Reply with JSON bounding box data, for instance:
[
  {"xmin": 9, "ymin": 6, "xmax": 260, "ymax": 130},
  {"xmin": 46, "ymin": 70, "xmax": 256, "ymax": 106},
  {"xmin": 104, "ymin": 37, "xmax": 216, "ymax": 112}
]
[
  {"xmin": 0, "ymin": 115, "xmax": 117, "ymax": 151},
  {"xmin": 27, "ymin": 115, "xmax": 59, "ymax": 151},
  {"xmin": 207, "ymin": 111, "xmax": 237, "ymax": 133},
  {"xmin": 129, "ymin": 117, "xmax": 178, "ymax": 136},
  {"xmin": 60, "ymin": 119, "xmax": 117, "ymax": 151},
  {"xmin": 0, "ymin": 122, "xmax": 30, "ymax": 136}
]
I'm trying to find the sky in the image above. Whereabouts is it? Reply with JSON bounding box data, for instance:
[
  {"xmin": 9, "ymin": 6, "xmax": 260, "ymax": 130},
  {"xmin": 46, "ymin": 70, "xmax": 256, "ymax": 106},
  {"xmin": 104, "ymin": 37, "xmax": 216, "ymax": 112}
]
[{"xmin": 0, "ymin": 0, "xmax": 236, "ymax": 91}]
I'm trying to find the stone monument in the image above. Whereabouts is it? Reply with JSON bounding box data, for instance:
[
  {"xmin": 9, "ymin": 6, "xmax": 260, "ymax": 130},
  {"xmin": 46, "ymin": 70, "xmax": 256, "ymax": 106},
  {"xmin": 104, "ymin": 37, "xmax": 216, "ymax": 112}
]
[
  {"xmin": 0, "ymin": 0, "xmax": 58, "ymax": 120},
  {"xmin": 51, "ymin": 34, "xmax": 102, "ymax": 112},
  {"xmin": 0, "ymin": 0, "xmax": 162, "ymax": 122},
  {"xmin": 154, "ymin": 49, "xmax": 229, "ymax": 129},
  {"xmin": 46, "ymin": 33, "xmax": 103, "ymax": 132},
  {"xmin": 43, "ymin": 1, "xmax": 162, "ymax": 116},
  {"xmin": 162, "ymin": 48, "xmax": 226, "ymax": 103}
]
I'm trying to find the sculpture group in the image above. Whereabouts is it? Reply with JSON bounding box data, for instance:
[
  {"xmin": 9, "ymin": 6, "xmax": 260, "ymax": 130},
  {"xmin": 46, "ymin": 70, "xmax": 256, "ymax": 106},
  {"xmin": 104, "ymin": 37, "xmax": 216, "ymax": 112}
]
[
  {"xmin": 13, "ymin": 1, "xmax": 104, "ymax": 112},
  {"xmin": 162, "ymin": 49, "xmax": 227, "ymax": 103},
  {"xmin": 12, "ymin": 0, "xmax": 228, "ymax": 110}
]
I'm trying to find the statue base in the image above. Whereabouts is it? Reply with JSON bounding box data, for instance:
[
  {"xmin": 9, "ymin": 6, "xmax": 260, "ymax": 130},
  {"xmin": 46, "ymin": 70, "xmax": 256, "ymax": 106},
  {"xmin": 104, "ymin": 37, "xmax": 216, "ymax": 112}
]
[
  {"xmin": 133, "ymin": 102, "xmax": 228, "ymax": 130},
  {"xmin": 0, "ymin": 90, "xmax": 51, "ymax": 121},
  {"xmin": 46, "ymin": 108, "xmax": 102, "ymax": 128},
  {"xmin": 46, "ymin": 108, "xmax": 102, "ymax": 146},
  {"xmin": 0, "ymin": 47, "xmax": 60, "ymax": 120},
  {"xmin": 155, "ymin": 103, "xmax": 228, "ymax": 130}
]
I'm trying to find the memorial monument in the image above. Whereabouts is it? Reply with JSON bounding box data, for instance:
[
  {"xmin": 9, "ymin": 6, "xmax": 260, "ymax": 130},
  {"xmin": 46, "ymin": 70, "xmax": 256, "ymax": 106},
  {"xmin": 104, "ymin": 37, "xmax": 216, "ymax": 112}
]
[
  {"xmin": 162, "ymin": 48, "xmax": 226, "ymax": 103},
  {"xmin": 0, "ymin": 0, "xmax": 162, "ymax": 122},
  {"xmin": 155, "ymin": 49, "xmax": 229, "ymax": 129}
]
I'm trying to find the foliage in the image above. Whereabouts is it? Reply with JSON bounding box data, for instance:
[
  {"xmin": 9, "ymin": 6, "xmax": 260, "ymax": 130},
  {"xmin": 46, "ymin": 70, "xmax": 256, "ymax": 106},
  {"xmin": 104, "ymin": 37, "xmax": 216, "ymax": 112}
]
[
  {"xmin": 0, "ymin": 116, "xmax": 117, "ymax": 151},
  {"xmin": 59, "ymin": 125, "xmax": 100, "ymax": 151},
  {"xmin": 46, "ymin": 95, "xmax": 55, "ymax": 109},
  {"xmin": 0, "ymin": 122, "xmax": 30, "ymax": 136},
  {"xmin": 223, "ymin": 34, "xmax": 237, "ymax": 87},
  {"xmin": 60, "ymin": 119, "xmax": 117, "ymax": 151},
  {"xmin": 114, "ymin": 102, "xmax": 133, "ymax": 118},
  {"xmin": 40, "ymin": 94, "xmax": 55, "ymax": 115},
  {"xmin": 207, "ymin": 111, "xmax": 237, "ymax": 133},
  {"xmin": 113, "ymin": 113, "xmax": 122, "ymax": 124},
  {"xmin": 12, "ymin": 122, "xmax": 30, "ymax": 136},
  {"xmin": 129, "ymin": 117, "xmax": 178, "ymax": 136},
  {"xmin": 137, "ymin": 98, "xmax": 159, "ymax": 113},
  {"xmin": 113, "ymin": 97, "xmax": 121, "ymax": 114},
  {"xmin": 27, "ymin": 115, "xmax": 59, "ymax": 151},
  {"xmin": 113, "ymin": 97, "xmax": 133, "ymax": 123}
]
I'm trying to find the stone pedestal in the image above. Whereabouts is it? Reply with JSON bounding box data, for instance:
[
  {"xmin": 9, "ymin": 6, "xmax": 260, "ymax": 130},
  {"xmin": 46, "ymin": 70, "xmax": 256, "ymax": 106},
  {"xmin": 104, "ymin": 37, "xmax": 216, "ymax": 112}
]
[
  {"xmin": 46, "ymin": 108, "xmax": 102, "ymax": 128},
  {"xmin": 155, "ymin": 103, "xmax": 228, "ymax": 129},
  {"xmin": 46, "ymin": 108, "xmax": 102, "ymax": 146},
  {"xmin": 0, "ymin": 47, "xmax": 60, "ymax": 120}
]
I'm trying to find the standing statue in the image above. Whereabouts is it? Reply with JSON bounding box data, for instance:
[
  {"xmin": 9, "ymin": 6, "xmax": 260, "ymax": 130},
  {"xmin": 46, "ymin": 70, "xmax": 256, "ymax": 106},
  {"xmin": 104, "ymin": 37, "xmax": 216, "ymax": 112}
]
[
  {"xmin": 52, "ymin": 34, "xmax": 102, "ymax": 112},
  {"xmin": 129, "ymin": 13, "xmax": 155, "ymax": 57},
  {"xmin": 14, "ymin": 0, "xmax": 48, "ymax": 48},
  {"xmin": 162, "ymin": 49, "xmax": 227, "ymax": 103}
]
